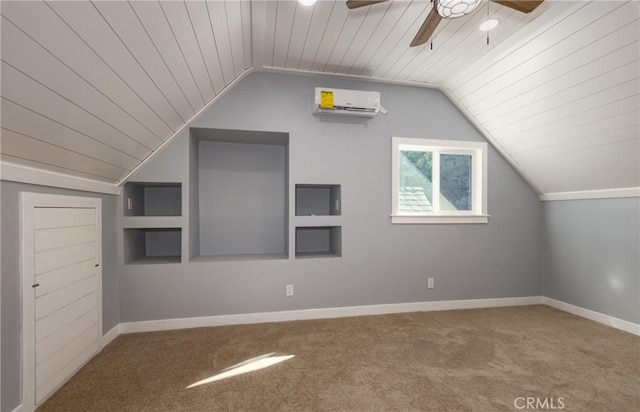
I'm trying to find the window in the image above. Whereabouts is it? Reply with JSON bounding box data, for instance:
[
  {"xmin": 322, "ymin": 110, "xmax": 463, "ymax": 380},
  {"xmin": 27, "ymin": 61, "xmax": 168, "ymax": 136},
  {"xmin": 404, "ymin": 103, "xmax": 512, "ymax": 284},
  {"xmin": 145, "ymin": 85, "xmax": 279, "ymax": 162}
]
[{"xmin": 391, "ymin": 137, "xmax": 488, "ymax": 224}]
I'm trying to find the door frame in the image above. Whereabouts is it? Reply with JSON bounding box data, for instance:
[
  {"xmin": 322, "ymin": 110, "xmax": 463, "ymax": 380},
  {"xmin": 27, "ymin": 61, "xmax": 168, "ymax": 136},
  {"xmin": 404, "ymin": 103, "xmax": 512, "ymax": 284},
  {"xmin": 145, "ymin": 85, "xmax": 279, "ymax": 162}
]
[{"xmin": 21, "ymin": 192, "xmax": 102, "ymax": 410}]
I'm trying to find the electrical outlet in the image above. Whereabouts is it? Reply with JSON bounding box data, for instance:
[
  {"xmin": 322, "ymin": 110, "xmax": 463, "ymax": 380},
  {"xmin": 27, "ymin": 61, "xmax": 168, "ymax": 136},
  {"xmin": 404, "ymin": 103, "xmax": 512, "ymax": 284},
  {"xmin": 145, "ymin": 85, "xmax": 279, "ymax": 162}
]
[
  {"xmin": 286, "ymin": 284, "xmax": 294, "ymax": 297},
  {"xmin": 427, "ymin": 277, "xmax": 434, "ymax": 289}
]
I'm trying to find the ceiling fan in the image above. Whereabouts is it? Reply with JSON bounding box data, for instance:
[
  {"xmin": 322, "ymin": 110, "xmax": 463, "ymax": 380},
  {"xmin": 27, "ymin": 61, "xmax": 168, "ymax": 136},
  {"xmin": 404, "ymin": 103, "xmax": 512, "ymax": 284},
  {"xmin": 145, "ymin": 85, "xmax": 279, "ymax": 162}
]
[{"xmin": 345, "ymin": 0, "xmax": 544, "ymax": 47}]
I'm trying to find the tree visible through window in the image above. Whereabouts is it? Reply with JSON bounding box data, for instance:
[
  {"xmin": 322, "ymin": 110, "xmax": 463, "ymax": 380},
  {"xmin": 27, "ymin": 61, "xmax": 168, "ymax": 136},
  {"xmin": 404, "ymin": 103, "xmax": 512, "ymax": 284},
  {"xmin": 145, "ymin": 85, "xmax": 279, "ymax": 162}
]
[{"xmin": 440, "ymin": 154, "xmax": 472, "ymax": 211}]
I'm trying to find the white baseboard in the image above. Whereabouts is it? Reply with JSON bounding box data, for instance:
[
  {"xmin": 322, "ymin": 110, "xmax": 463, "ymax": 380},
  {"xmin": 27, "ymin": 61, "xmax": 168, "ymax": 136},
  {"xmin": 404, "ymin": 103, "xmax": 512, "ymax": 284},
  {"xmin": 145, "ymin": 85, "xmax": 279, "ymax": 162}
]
[
  {"xmin": 100, "ymin": 324, "xmax": 121, "ymax": 350},
  {"xmin": 11, "ymin": 404, "xmax": 24, "ymax": 412},
  {"xmin": 543, "ymin": 297, "xmax": 640, "ymax": 336},
  {"xmin": 120, "ymin": 296, "xmax": 543, "ymax": 334}
]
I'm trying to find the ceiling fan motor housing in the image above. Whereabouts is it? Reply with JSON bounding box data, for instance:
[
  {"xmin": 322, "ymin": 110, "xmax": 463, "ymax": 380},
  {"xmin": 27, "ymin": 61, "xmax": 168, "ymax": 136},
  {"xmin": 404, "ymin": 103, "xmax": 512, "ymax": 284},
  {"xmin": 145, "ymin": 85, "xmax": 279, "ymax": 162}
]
[{"xmin": 437, "ymin": 0, "xmax": 482, "ymax": 19}]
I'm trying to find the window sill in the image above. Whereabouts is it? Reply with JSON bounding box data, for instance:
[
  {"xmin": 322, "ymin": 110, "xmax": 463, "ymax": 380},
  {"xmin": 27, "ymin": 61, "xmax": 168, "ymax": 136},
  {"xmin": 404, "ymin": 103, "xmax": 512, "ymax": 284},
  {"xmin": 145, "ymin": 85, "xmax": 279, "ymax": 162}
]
[{"xmin": 390, "ymin": 214, "xmax": 490, "ymax": 224}]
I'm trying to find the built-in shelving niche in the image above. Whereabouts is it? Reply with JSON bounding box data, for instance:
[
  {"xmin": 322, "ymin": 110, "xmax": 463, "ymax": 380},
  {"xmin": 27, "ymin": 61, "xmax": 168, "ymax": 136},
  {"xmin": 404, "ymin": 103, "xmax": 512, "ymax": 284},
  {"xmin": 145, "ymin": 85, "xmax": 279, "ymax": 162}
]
[
  {"xmin": 124, "ymin": 228, "xmax": 182, "ymax": 265},
  {"xmin": 296, "ymin": 184, "xmax": 341, "ymax": 216},
  {"xmin": 123, "ymin": 182, "xmax": 183, "ymax": 265},
  {"xmin": 123, "ymin": 182, "xmax": 182, "ymax": 216},
  {"xmin": 189, "ymin": 128, "xmax": 289, "ymax": 262},
  {"xmin": 295, "ymin": 226, "xmax": 342, "ymax": 259}
]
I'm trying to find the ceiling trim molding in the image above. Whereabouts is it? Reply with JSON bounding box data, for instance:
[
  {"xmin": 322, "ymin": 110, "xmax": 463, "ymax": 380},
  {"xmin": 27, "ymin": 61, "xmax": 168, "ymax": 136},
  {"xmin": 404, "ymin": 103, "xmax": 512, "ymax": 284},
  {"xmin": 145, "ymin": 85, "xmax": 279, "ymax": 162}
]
[
  {"xmin": 0, "ymin": 161, "xmax": 121, "ymax": 195},
  {"xmin": 261, "ymin": 67, "xmax": 441, "ymax": 90},
  {"xmin": 116, "ymin": 68, "xmax": 255, "ymax": 186},
  {"xmin": 540, "ymin": 187, "xmax": 640, "ymax": 202}
]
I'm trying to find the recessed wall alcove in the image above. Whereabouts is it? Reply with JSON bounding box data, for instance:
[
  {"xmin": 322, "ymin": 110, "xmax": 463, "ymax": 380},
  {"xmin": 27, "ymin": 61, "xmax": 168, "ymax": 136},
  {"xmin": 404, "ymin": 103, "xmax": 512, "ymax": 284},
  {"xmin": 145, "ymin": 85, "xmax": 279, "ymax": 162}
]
[{"xmin": 189, "ymin": 128, "xmax": 289, "ymax": 261}]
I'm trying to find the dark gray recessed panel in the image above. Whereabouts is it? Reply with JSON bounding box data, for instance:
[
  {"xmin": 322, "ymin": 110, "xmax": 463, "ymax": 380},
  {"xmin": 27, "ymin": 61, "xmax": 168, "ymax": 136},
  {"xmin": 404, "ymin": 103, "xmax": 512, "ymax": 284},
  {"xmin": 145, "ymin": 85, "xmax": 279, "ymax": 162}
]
[
  {"xmin": 198, "ymin": 139, "xmax": 287, "ymax": 257},
  {"xmin": 296, "ymin": 226, "xmax": 342, "ymax": 258},
  {"xmin": 296, "ymin": 184, "xmax": 341, "ymax": 216},
  {"xmin": 124, "ymin": 182, "xmax": 182, "ymax": 216},
  {"xmin": 124, "ymin": 228, "xmax": 182, "ymax": 264}
]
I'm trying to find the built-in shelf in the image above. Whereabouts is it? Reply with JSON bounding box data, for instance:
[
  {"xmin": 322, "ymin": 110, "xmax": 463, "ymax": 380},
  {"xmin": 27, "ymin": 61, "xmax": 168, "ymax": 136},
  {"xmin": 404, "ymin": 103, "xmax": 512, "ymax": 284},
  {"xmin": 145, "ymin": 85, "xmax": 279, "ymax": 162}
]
[
  {"xmin": 295, "ymin": 226, "xmax": 342, "ymax": 258},
  {"xmin": 191, "ymin": 253, "xmax": 288, "ymax": 262},
  {"xmin": 294, "ymin": 216, "xmax": 343, "ymax": 227},
  {"xmin": 124, "ymin": 182, "xmax": 182, "ymax": 217},
  {"xmin": 124, "ymin": 228, "xmax": 182, "ymax": 265},
  {"xmin": 295, "ymin": 251, "xmax": 341, "ymax": 259},
  {"xmin": 296, "ymin": 184, "xmax": 341, "ymax": 216},
  {"xmin": 122, "ymin": 216, "xmax": 183, "ymax": 228},
  {"xmin": 126, "ymin": 255, "xmax": 181, "ymax": 265}
]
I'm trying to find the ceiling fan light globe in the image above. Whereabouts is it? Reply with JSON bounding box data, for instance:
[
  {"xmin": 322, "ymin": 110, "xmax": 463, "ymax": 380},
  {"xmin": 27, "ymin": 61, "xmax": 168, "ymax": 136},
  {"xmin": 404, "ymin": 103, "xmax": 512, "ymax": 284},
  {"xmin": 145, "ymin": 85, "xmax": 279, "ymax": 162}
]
[
  {"xmin": 479, "ymin": 18, "xmax": 500, "ymax": 31},
  {"xmin": 437, "ymin": 0, "xmax": 482, "ymax": 19}
]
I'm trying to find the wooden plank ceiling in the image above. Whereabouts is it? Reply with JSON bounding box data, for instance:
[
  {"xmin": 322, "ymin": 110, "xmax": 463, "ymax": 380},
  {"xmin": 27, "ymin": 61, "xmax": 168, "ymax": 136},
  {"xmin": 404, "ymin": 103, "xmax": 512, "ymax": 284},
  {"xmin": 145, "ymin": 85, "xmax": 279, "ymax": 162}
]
[
  {"xmin": 1, "ymin": 0, "xmax": 638, "ymax": 194},
  {"xmin": 0, "ymin": 0, "xmax": 251, "ymax": 183}
]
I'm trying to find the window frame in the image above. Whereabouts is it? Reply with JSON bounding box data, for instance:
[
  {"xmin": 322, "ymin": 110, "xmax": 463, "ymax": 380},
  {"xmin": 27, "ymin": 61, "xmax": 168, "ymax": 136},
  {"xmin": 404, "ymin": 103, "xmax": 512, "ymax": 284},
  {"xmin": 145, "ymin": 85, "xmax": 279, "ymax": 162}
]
[{"xmin": 391, "ymin": 137, "xmax": 488, "ymax": 224}]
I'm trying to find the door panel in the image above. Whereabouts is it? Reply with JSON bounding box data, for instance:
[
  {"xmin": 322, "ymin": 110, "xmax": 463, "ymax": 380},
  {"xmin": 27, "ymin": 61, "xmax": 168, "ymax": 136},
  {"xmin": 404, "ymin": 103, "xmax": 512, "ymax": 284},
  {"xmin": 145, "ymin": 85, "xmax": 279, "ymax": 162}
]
[
  {"xmin": 35, "ymin": 259, "xmax": 97, "ymax": 298},
  {"xmin": 35, "ymin": 242, "xmax": 97, "ymax": 275},
  {"xmin": 35, "ymin": 276, "xmax": 97, "ymax": 320},
  {"xmin": 35, "ymin": 293, "xmax": 97, "ymax": 343},
  {"xmin": 35, "ymin": 224, "xmax": 97, "ymax": 252},
  {"xmin": 36, "ymin": 308, "xmax": 98, "ymax": 365},
  {"xmin": 34, "ymin": 207, "xmax": 96, "ymax": 229},
  {"xmin": 36, "ymin": 327, "xmax": 99, "ymax": 401},
  {"xmin": 32, "ymin": 206, "xmax": 100, "ymax": 404}
]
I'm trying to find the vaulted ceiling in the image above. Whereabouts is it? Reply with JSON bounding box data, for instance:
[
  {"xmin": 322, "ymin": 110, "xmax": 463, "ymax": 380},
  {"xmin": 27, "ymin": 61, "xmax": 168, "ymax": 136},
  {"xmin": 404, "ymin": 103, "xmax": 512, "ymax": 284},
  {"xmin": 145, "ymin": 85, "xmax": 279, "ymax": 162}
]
[{"xmin": 1, "ymin": 0, "xmax": 638, "ymax": 195}]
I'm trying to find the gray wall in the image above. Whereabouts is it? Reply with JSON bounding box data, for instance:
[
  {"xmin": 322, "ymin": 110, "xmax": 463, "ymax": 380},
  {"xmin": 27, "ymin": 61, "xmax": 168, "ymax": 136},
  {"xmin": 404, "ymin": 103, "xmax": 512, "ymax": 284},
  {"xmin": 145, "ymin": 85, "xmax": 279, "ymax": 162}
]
[
  {"xmin": 119, "ymin": 72, "xmax": 542, "ymax": 322},
  {"xmin": 198, "ymin": 141, "xmax": 286, "ymax": 256},
  {"xmin": 1, "ymin": 180, "xmax": 119, "ymax": 412},
  {"xmin": 144, "ymin": 186, "xmax": 182, "ymax": 217},
  {"xmin": 542, "ymin": 198, "xmax": 640, "ymax": 323}
]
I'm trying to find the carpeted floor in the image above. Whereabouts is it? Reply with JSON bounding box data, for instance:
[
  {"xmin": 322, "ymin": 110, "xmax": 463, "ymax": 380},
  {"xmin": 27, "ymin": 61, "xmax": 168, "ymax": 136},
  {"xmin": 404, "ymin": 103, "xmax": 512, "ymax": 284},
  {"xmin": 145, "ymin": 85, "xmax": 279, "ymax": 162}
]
[{"xmin": 39, "ymin": 305, "xmax": 639, "ymax": 411}]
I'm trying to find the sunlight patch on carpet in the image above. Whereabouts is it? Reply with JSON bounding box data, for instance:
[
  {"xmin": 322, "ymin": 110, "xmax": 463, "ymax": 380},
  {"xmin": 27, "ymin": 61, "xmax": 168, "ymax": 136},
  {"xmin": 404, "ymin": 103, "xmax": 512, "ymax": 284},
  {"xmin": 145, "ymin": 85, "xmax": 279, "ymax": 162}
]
[{"xmin": 187, "ymin": 353, "xmax": 295, "ymax": 388}]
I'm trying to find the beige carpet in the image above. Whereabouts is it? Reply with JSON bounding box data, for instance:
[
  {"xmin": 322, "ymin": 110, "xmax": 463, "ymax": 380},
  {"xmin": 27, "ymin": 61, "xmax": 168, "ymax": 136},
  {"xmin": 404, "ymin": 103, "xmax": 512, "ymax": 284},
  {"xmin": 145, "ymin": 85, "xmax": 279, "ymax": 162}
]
[{"xmin": 39, "ymin": 305, "xmax": 639, "ymax": 411}]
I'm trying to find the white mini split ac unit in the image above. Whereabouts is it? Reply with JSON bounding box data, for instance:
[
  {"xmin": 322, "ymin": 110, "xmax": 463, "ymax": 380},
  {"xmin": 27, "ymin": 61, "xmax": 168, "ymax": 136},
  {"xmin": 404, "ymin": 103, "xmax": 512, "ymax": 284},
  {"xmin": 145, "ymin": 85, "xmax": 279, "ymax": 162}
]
[{"xmin": 313, "ymin": 87, "xmax": 381, "ymax": 117}]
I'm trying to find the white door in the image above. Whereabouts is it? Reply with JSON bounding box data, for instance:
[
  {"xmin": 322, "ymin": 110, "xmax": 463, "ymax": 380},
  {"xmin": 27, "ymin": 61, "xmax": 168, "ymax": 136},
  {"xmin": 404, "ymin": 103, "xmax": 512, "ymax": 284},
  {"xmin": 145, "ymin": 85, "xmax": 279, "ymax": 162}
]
[{"xmin": 22, "ymin": 194, "xmax": 102, "ymax": 409}]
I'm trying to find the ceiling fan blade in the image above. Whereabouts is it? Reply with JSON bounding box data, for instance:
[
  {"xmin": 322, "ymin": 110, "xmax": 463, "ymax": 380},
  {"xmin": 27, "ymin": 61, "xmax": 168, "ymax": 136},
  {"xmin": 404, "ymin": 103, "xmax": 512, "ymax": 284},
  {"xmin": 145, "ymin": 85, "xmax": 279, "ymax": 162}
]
[
  {"xmin": 346, "ymin": 0, "xmax": 389, "ymax": 10},
  {"xmin": 490, "ymin": 0, "xmax": 544, "ymax": 13},
  {"xmin": 410, "ymin": 9, "xmax": 442, "ymax": 47}
]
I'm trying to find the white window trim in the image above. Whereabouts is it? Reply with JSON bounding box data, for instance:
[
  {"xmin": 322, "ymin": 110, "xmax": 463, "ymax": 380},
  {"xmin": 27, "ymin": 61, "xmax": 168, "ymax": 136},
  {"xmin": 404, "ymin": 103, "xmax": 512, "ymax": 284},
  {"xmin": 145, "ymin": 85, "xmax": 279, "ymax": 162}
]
[{"xmin": 391, "ymin": 137, "xmax": 488, "ymax": 224}]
